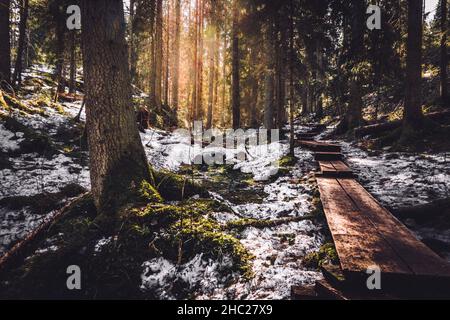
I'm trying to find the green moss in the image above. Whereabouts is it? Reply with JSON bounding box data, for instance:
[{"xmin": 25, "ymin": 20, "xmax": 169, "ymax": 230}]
[
  {"xmin": 277, "ymin": 155, "xmax": 298, "ymax": 167},
  {"xmin": 0, "ymin": 185, "xmax": 253, "ymax": 298},
  {"xmin": 226, "ymin": 216, "xmax": 316, "ymax": 232},
  {"xmin": 28, "ymin": 95, "xmax": 66, "ymax": 115},
  {"xmin": 151, "ymin": 169, "xmax": 208, "ymax": 201},
  {"xmin": 167, "ymin": 217, "xmax": 254, "ymax": 278},
  {"xmin": 303, "ymin": 242, "xmax": 339, "ymax": 269},
  {"xmin": 0, "ymin": 90, "xmax": 46, "ymax": 116},
  {"xmin": 140, "ymin": 180, "xmax": 163, "ymax": 203}
]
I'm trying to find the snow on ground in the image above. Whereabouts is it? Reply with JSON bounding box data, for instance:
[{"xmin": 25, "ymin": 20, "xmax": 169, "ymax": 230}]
[
  {"xmin": 0, "ymin": 153, "xmax": 90, "ymax": 198},
  {"xmin": 0, "ymin": 124, "xmax": 24, "ymax": 152},
  {"xmin": 141, "ymin": 128, "xmax": 286, "ymax": 182},
  {"xmin": 1, "ymin": 66, "xmax": 89, "ymax": 254},
  {"xmin": 140, "ymin": 145, "xmax": 324, "ymax": 300},
  {"xmin": 340, "ymin": 142, "xmax": 450, "ymax": 209},
  {"xmin": 2, "ymin": 73, "xmax": 324, "ymax": 299}
]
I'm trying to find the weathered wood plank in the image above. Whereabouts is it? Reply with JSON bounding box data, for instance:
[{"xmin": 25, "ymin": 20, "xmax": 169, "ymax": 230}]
[
  {"xmin": 316, "ymin": 177, "xmax": 412, "ymax": 276},
  {"xmin": 297, "ymin": 140, "xmax": 341, "ymax": 152},
  {"xmin": 318, "ymin": 161, "xmax": 353, "ymax": 178},
  {"xmin": 337, "ymin": 179, "xmax": 450, "ymax": 278},
  {"xmin": 315, "ymin": 152, "xmax": 343, "ymax": 161},
  {"xmin": 330, "ymin": 161, "xmax": 352, "ymax": 173}
]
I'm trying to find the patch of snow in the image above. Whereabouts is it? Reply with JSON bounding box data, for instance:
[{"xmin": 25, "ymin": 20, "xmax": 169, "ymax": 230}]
[
  {"xmin": 0, "ymin": 153, "xmax": 90, "ymax": 198},
  {"xmin": 0, "ymin": 123, "xmax": 24, "ymax": 152},
  {"xmin": 340, "ymin": 142, "xmax": 450, "ymax": 209},
  {"xmin": 140, "ymin": 254, "xmax": 237, "ymax": 299}
]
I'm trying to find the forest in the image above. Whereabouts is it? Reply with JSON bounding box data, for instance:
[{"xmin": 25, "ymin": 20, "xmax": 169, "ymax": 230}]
[{"xmin": 0, "ymin": 0, "xmax": 449, "ymax": 300}]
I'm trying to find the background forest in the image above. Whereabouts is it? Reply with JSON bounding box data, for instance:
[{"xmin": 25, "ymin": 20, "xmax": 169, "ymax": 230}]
[
  {"xmin": 1, "ymin": 0, "xmax": 448, "ymax": 133},
  {"xmin": 0, "ymin": 0, "xmax": 449, "ymax": 300}
]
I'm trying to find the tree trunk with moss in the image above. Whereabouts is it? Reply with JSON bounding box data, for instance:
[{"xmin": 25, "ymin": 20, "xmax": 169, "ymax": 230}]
[
  {"xmin": 0, "ymin": 0, "xmax": 11, "ymax": 89},
  {"xmin": 81, "ymin": 0, "xmax": 151, "ymax": 214},
  {"xmin": 403, "ymin": 0, "xmax": 424, "ymax": 130}
]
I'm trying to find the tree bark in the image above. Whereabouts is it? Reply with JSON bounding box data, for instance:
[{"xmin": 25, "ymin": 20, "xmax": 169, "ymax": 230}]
[
  {"xmin": 154, "ymin": 0, "xmax": 163, "ymax": 109},
  {"xmin": 129, "ymin": 0, "xmax": 137, "ymax": 83},
  {"xmin": 69, "ymin": 32, "xmax": 77, "ymax": 94},
  {"xmin": 12, "ymin": 0, "xmax": 29, "ymax": 88},
  {"xmin": 289, "ymin": 2, "xmax": 295, "ymax": 156},
  {"xmin": 206, "ymin": 26, "xmax": 216, "ymax": 129},
  {"xmin": 263, "ymin": 21, "xmax": 275, "ymax": 130},
  {"xmin": 404, "ymin": 0, "xmax": 424, "ymax": 129},
  {"xmin": 231, "ymin": 0, "xmax": 240, "ymax": 129},
  {"xmin": 53, "ymin": 1, "xmax": 66, "ymax": 96},
  {"xmin": 81, "ymin": 0, "xmax": 151, "ymax": 214},
  {"xmin": 163, "ymin": 0, "xmax": 170, "ymax": 106},
  {"xmin": 345, "ymin": 0, "xmax": 364, "ymax": 130},
  {"xmin": 440, "ymin": 0, "xmax": 448, "ymax": 104},
  {"xmin": 221, "ymin": 29, "xmax": 228, "ymax": 127},
  {"xmin": 0, "ymin": 0, "xmax": 11, "ymax": 88},
  {"xmin": 171, "ymin": 0, "xmax": 181, "ymax": 116}
]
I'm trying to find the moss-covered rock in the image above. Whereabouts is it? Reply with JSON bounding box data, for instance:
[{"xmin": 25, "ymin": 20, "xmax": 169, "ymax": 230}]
[{"xmin": 151, "ymin": 169, "xmax": 208, "ymax": 201}]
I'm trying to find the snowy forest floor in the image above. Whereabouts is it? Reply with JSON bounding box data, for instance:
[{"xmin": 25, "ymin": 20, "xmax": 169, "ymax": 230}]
[{"xmin": 1, "ymin": 66, "xmax": 450, "ymax": 299}]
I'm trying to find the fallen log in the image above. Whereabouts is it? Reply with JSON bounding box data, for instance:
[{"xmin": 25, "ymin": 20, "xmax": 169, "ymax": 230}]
[
  {"xmin": 354, "ymin": 110, "xmax": 450, "ymax": 138},
  {"xmin": 392, "ymin": 198, "xmax": 450, "ymax": 221}
]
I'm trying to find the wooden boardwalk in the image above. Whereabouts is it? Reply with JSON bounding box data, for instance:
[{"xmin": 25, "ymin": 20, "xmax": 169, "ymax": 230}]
[{"xmin": 293, "ymin": 126, "xmax": 450, "ymax": 299}]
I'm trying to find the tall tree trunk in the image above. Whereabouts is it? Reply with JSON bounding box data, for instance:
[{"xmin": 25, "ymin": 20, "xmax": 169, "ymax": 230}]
[
  {"xmin": 289, "ymin": 3, "xmax": 295, "ymax": 156},
  {"xmin": 12, "ymin": 0, "xmax": 29, "ymax": 88},
  {"xmin": 275, "ymin": 15, "xmax": 286, "ymax": 128},
  {"xmin": 206, "ymin": 26, "xmax": 216, "ymax": 129},
  {"xmin": 163, "ymin": 0, "xmax": 170, "ymax": 106},
  {"xmin": 403, "ymin": 0, "xmax": 424, "ymax": 129},
  {"xmin": 231, "ymin": 0, "xmax": 240, "ymax": 129},
  {"xmin": 149, "ymin": 0, "xmax": 157, "ymax": 107},
  {"xmin": 69, "ymin": 32, "xmax": 77, "ymax": 94},
  {"xmin": 263, "ymin": 21, "xmax": 275, "ymax": 129},
  {"xmin": 0, "ymin": 0, "xmax": 11, "ymax": 88},
  {"xmin": 154, "ymin": 0, "xmax": 163, "ymax": 109},
  {"xmin": 191, "ymin": 0, "xmax": 199, "ymax": 122},
  {"xmin": 345, "ymin": 0, "xmax": 364, "ymax": 130},
  {"xmin": 81, "ymin": 0, "xmax": 151, "ymax": 213},
  {"xmin": 129, "ymin": 0, "xmax": 137, "ymax": 83},
  {"xmin": 196, "ymin": 0, "xmax": 204, "ymax": 121},
  {"xmin": 249, "ymin": 39, "xmax": 259, "ymax": 128},
  {"xmin": 171, "ymin": 0, "xmax": 181, "ymax": 116},
  {"xmin": 54, "ymin": 1, "xmax": 66, "ymax": 96},
  {"xmin": 221, "ymin": 30, "xmax": 228, "ymax": 127},
  {"xmin": 440, "ymin": 0, "xmax": 448, "ymax": 104},
  {"xmin": 213, "ymin": 28, "xmax": 220, "ymax": 126}
]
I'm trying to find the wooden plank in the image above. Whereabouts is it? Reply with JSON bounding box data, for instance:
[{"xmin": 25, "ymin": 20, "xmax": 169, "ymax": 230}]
[
  {"xmin": 291, "ymin": 285, "xmax": 319, "ymax": 300},
  {"xmin": 297, "ymin": 140, "xmax": 341, "ymax": 152},
  {"xmin": 330, "ymin": 161, "xmax": 352, "ymax": 173},
  {"xmin": 318, "ymin": 161, "xmax": 353, "ymax": 178},
  {"xmin": 337, "ymin": 179, "xmax": 450, "ymax": 279},
  {"xmin": 316, "ymin": 177, "xmax": 412, "ymax": 276},
  {"xmin": 314, "ymin": 280, "xmax": 349, "ymax": 300},
  {"xmin": 319, "ymin": 161, "xmax": 336, "ymax": 173},
  {"xmin": 315, "ymin": 152, "xmax": 343, "ymax": 161}
]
